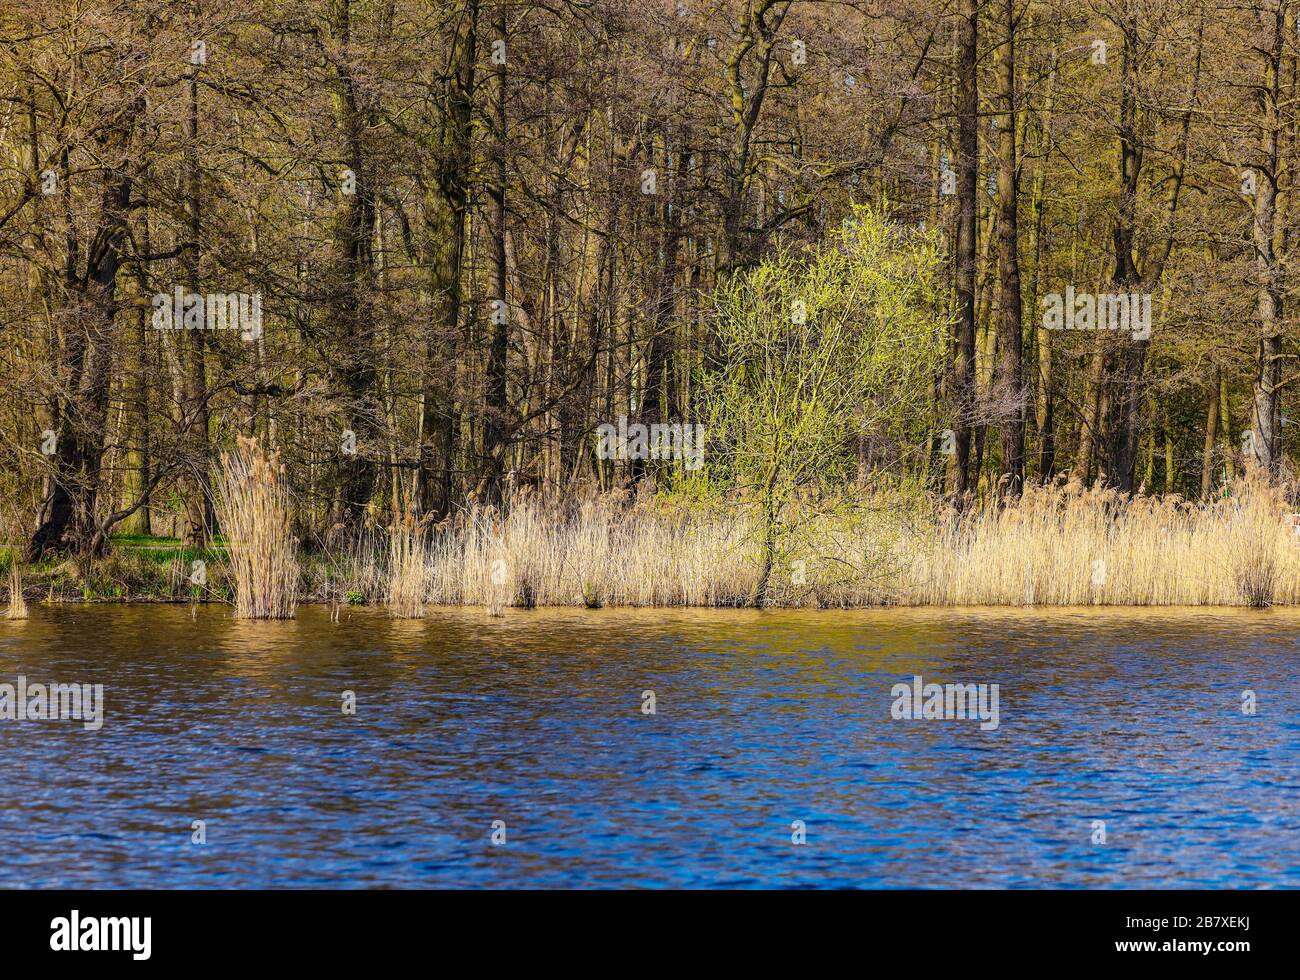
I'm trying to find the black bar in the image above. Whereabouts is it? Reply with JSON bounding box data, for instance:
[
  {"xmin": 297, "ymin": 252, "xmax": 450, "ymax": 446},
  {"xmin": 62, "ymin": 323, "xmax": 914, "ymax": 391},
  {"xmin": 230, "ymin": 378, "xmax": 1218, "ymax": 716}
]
[{"xmin": 0, "ymin": 889, "xmax": 1279, "ymax": 968}]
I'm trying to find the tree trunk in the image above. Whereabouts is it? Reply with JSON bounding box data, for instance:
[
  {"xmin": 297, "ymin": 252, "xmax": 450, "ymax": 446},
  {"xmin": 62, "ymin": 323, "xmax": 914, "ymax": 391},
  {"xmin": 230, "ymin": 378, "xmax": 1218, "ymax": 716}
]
[
  {"xmin": 950, "ymin": 0, "xmax": 978, "ymax": 498},
  {"xmin": 29, "ymin": 155, "xmax": 133, "ymax": 558},
  {"xmin": 419, "ymin": 0, "xmax": 479, "ymax": 518},
  {"xmin": 1248, "ymin": 1, "xmax": 1286, "ymax": 476},
  {"xmin": 331, "ymin": 0, "xmax": 381, "ymax": 528},
  {"xmin": 1200, "ymin": 374, "xmax": 1219, "ymax": 500},
  {"xmin": 1029, "ymin": 50, "xmax": 1057, "ymax": 484},
  {"xmin": 481, "ymin": 1, "xmax": 511, "ymax": 504},
  {"xmin": 1070, "ymin": 349, "xmax": 1105, "ymax": 488},
  {"xmin": 180, "ymin": 49, "xmax": 213, "ymax": 545},
  {"xmin": 993, "ymin": 0, "xmax": 1024, "ymax": 496}
]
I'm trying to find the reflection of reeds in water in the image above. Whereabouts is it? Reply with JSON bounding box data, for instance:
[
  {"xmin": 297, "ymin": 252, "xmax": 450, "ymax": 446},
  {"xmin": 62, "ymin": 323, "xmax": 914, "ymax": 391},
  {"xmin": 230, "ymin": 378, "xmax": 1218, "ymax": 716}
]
[
  {"xmin": 386, "ymin": 502, "xmax": 430, "ymax": 619},
  {"xmin": 6, "ymin": 559, "xmax": 26, "ymax": 619},
  {"xmin": 212, "ymin": 436, "xmax": 299, "ymax": 619},
  {"xmin": 218, "ymin": 615, "xmax": 311, "ymax": 678}
]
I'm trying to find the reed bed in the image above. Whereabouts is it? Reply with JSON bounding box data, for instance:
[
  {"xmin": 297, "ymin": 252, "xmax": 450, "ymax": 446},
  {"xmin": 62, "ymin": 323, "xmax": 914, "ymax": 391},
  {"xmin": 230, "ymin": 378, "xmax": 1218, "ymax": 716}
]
[
  {"xmin": 405, "ymin": 478, "xmax": 1300, "ymax": 609},
  {"xmin": 212, "ymin": 437, "xmax": 299, "ymax": 618},
  {"xmin": 5, "ymin": 558, "xmax": 26, "ymax": 618},
  {"xmin": 312, "ymin": 524, "xmax": 385, "ymax": 608},
  {"xmin": 58, "ymin": 475, "xmax": 1298, "ymax": 610},
  {"xmin": 425, "ymin": 492, "xmax": 759, "ymax": 608},
  {"xmin": 908, "ymin": 478, "xmax": 1298, "ymax": 607},
  {"xmin": 386, "ymin": 503, "xmax": 431, "ymax": 618},
  {"xmin": 2, "ymin": 508, "xmax": 28, "ymax": 618}
]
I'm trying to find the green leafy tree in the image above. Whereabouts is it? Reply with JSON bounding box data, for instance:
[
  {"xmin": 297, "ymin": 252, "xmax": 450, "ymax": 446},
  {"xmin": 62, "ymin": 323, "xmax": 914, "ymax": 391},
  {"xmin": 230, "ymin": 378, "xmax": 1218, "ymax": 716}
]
[{"xmin": 702, "ymin": 206, "xmax": 949, "ymax": 605}]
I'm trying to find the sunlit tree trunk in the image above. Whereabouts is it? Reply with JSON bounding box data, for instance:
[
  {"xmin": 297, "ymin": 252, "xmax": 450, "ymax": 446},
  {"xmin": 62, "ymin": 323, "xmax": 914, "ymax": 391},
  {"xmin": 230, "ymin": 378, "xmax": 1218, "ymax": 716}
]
[
  {"xmin": 1248, "ymin": 0, "xmax": 1287, "ymax": 476},
  {"xmin": 950, "ymin": 0, "xmax": 978, "ymax": 498}
]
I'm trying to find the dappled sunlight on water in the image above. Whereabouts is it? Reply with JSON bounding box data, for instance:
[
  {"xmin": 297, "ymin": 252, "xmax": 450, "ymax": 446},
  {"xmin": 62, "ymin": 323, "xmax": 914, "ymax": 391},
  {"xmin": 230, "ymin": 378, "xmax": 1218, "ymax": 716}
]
[{"xmin": 1, "ymin": 604, "xmax": 1298, "ymax": 887}]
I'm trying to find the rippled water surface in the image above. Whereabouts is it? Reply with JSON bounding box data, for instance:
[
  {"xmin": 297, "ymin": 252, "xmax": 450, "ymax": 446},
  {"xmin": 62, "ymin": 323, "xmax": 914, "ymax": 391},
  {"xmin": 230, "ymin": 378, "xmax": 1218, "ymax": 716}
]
[{"xmin": 2, "ymin": 605, "xmax": 1298, "ymax": 887}]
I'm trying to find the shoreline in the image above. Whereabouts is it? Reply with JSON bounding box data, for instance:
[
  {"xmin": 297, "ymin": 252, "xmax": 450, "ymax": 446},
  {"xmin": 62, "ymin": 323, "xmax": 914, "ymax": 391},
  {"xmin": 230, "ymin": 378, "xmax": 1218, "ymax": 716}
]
[
  {"xmin": 9, "ymin": 597, "xmax": 1300, "ymax": 612},
  {"xmin": 8, "ymin": 480, "xmax": 1300, "ymax": 613}
]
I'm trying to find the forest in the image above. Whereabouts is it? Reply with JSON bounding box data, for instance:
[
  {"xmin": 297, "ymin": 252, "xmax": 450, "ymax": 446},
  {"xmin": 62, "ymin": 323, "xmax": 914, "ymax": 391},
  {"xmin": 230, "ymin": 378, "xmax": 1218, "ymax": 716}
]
[{"xmin": 1, "ymin": 0, "xmax": 1298, "ymax": 611}]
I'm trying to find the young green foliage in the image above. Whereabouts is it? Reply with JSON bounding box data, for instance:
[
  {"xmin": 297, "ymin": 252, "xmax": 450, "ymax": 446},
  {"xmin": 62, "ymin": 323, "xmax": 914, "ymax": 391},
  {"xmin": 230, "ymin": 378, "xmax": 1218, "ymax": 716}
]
[{"xmin": 701, "ymin": 206, "xmax": 949, "ymax": 605}]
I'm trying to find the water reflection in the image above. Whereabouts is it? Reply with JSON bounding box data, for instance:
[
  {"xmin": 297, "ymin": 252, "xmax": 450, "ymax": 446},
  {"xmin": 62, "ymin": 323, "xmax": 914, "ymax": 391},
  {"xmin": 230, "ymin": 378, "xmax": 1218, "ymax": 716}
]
[{"xmin": 1, "ymin": 605, "xmax": 1297, "ymax": 887}]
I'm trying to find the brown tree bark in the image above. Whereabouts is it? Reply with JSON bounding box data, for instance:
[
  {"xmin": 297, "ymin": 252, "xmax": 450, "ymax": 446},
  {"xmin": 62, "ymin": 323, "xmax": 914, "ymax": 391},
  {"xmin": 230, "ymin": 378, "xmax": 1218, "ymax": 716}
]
[
  {"xmin": 1248, "ymin": 0, "xmax": 1287, "ymax": 476},
  {"xmin": 1201, "ymin": 372, "xmax": 1220, "ymax": 500},
  {"xmin": 949, "ymin": 0, "xmax": 979, "ymax": 498},
  {"xmin": 29, "ymin": 143, "xmax": 134, "ymax": 558},
  {"xmin": 419, "ymin": 0, "xmax": 479, "ymax": 518},
  {"xmin": 329, "ymin": 0, "xmax": 382, "ymax": 528},
  {"xmin": 481, "ymin": 1, "xmax": 511, "ymax": 504},
  {"xmin": 993, "ymin": 0, "xmax": 1024, "ymax": 496},
  {"xmin": 180, "ymin": 44, "xmax": 213, "ymax": 546}
]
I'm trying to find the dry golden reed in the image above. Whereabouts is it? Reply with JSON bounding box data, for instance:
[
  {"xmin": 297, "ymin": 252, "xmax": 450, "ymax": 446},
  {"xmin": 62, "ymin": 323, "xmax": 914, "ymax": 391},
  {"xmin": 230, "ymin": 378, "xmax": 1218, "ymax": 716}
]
[
  {"xmin": 385, "ymin": 496, "xmax": 431, "ymax": 618},
  {"xmin": 425, "ymin": 492, "xmax": 757, "ymax": 609},
  {"xmin": 910, "ymin": 477, "xmax": 1296, "ymax": 607},
  {"xmin": 401, "ymin": 477, "xmax": 1300, "ymax": 609},
  {"xmin": 5, "ymin": 558, "xmax": 26, "ymax": 619},
  {"xmin": 2, "ymin": 506, "xmax": 28, "ymax": 618},
  {"xmin": 212, "ymin": 437, "xmax": 299, "ymax": 618}
]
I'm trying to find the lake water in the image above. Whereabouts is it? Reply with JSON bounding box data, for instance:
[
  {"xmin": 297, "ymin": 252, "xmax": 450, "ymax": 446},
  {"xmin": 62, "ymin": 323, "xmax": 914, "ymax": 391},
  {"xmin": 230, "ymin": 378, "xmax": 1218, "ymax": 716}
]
[{"xmin": 1, "ymin": 605, "xmax": 1297, "ymax": 888}]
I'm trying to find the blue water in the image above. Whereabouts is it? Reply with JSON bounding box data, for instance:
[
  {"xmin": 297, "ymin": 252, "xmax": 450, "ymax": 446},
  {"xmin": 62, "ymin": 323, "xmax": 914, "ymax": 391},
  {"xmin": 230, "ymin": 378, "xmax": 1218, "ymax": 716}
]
[{"xmin": 1, "ymin": 605, "xmax": 1297, "ymax": 887}]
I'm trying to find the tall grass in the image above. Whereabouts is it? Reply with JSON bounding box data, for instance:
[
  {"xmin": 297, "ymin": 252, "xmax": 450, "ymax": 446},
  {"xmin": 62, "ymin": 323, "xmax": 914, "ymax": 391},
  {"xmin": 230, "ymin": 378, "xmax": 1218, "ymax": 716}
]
[
  {"xmin": 313, "ymin": 524, "xmax": 384, "ymax": 609},
  {"xmin": 402, "ymin": 478, "xmax": 1300, "ymax": 608},
  {"xmin": 386, "ymin": 500, "xmax": 430, "ymax": 618},
  {"xmin": 2, "ymin": 507, "xmax": 28, "ymax": 618},
  {"xmin": 5, "ymin": 556, "xmax": 26, "ymax": 619},
  {"xmin": 42, "ymin": 474, "xmax": 1296, "ymax": 610},
  {"xmin": 426, "ymin": 491, "xmax": 757, "ymax": 608},
  {"xmin": 912, "ymin": 477, "xmax": 1296, "ymax": 607},
  {"xmin": 212, "ymin": 437, "xmax": 299, "ymax": 618}
]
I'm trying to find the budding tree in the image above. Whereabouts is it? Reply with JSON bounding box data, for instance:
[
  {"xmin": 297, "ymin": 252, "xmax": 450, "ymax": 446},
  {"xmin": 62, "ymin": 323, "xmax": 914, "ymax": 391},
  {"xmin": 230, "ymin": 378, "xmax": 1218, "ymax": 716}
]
[{"xmin": 702, "ymin": 206, "xmax": 948, "ymax": 605}]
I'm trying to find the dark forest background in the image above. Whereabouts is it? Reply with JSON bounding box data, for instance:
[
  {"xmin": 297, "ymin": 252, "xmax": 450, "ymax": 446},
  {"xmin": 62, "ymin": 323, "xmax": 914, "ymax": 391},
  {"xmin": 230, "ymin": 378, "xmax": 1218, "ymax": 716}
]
[{"xmin": 1, "ymin": 0, "xmax": 1296, "ymax": 556}]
